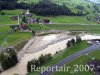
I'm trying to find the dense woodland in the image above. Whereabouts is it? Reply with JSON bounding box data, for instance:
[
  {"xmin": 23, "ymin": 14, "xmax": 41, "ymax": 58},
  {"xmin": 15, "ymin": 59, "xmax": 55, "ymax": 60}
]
[
  {"xmin": 0, "ymin": 48, "xmax": 18, "ymax": 71},
  {"xmin": 0, "ymin": 0, "xmax": 98, "ymax": 16},
  {"xmin": 29, "ymin": 0, "xmax": 72, "ymax": 16},
  {"xmin": 0, "ymin": 0, "xmax": 29, "ymax": 10}
]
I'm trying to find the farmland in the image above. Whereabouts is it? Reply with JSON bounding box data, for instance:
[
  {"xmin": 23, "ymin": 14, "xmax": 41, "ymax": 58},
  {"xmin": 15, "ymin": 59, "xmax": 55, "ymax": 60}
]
[
  {"xmin": 0, "ymin": 8, "xmax": 97, "ymax": 25},
  {"xmin": 41, "ymin": 16, "xmax": 96, "ymax": 24},
  {"xmin": 46, "ymin": 24, "xmax": 100, "ymax": 34},
  {"xmin": 0, "ymin": 15, "xmax": 17, "ymax": 25},
  {"xmin": 0, "ymin": 14, "xmax": 100, "ymax": 47},
  {"xmin": 0, "ymin": 32, "xmax": 32, "ymax": 48},
  {"xmin": 0, "ymin": 9, "xmax": 25, "ymax": 24}
]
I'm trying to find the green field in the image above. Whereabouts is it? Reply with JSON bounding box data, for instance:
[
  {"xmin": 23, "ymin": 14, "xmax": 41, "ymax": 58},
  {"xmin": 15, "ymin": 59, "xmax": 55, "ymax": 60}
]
[
  {"xmin": 0, "ymin": 23, "xmax": 50, "ymax": 47},
  {"xmin": 46, "ymin": 24, "xmax": 100, "ymax": 34},
  {"xmin": 28, "ymin": 41, "xmax": 88, "ymax": 75},
  {"xmin": 0, "ymin": 15, "xmax": 17, "ymax": 24},
  {"xmin": 1, "ymin": 22, "xmax": 100, "ymax": 47},
  {"xmin": 29, "ymin": 23, "xmax": 50, "ymax": 31},
  {"xmin": 0, "ymin": 14, "xmax": 97, "ymax": 25},
  {"xmin": 0, "ymin": 32, "xmax": 32, "ymax": 47},
  {"xmin": 0, "ymin": 26, "xmax": 10, "ymax": 33},
  {"xmin": 0, "ymin": 21, "xmax": 100, "ymax": 48},
  {"xmin": 0, "ymin": 8, "xmax": 97, "ymax": 25},
  {"xmin": 0, "ymin": 9, "xmax": 25, "ymax": 24},
  {"xmin": 53, "ymin": 50, "xmax": 100, "ymax": 75},
  {"xmin": 40, "ymin": 16, "xmax": 96, "ymax": 24},
  {"xmin": 0, "ymin": 25, "xmax": 32, "ymax": 47}
]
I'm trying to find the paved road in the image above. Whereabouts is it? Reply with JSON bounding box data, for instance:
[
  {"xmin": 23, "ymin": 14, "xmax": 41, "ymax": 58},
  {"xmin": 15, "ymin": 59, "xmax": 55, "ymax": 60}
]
[{"xmin": 40, "ymin": 43, "xmax": 100, "ymax": 75}]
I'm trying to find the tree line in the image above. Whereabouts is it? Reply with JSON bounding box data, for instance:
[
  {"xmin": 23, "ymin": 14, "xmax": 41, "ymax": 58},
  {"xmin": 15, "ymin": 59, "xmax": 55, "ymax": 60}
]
[
  {"xmin": 66, "ymin": 36, "xmax": 82, "ymax": 47},
  {"xmin": 29, "ymin": 0, "xmax": 88, "ymax": 16},
  {"xmin": 0, "ymin": 0, "xmax": 87, "ymax": 16},
  {"xmin": 29, "ymin": 0, "xmax": 72, "ymax": 16},
  {"xmin": 0, "ymin": 0, "xmax": 29, "ymax": 10},
  {"xmin": 27, "ymin": 53, "xmax": 52, "ymax": 72}
]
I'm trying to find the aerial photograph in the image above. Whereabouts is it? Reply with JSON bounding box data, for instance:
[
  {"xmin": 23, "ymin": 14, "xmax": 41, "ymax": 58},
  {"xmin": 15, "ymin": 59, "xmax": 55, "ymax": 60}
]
[{"xmin": 0, "ymin": 0, "xmax": 100, "ymax": 75}]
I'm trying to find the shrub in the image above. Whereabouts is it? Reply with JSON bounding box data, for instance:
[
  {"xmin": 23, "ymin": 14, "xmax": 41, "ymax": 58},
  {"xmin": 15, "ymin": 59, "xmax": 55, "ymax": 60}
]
[
  {"xmin": 1, "ymin": 12, "xmax": 5, "ymax": 15},
  {"xmin": 76, "ymin": 36, "xmax": 82, "ymax": 43}
]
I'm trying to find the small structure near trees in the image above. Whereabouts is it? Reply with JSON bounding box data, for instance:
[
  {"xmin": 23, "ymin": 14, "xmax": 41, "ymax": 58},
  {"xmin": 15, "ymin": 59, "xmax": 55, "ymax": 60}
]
[
  {"xmin": 43, "ymin": 19, "xmax": 50, "ymax": 23},
  {"xmin": 10, "ymin": 16, "xmax": 18, "ymax": 20},
  {"xmin": 10, "ymin": 25, "xmax": 20, "ymax": 32}
]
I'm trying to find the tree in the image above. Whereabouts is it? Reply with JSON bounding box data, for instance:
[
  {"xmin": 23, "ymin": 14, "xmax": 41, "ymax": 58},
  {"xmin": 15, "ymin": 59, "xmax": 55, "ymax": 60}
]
[
  {"xmin": 0, "ymin": 0, "xmax": 18, "ymax": 10},
  {"xmin": 29, "ymin": 0, "xmax": 71, "ymax": 16},
  {"xmin": 71, "ymin": 39, "xmax": 75, "ymax": 45},
  {"xmin": 27, "ymin": 53, "xmax": 52, "ymax": 72},
  {"xmin": 0, "ymin": 48, "xmax": 18, "ymax": 70},
  {"xmin": 22, "ymin": 16, "xmax": 27, "ymax": 23},
  {"xmin": 27, "ymin": 59, "xmax": 40, "ymax": 72},
  {"xmin": 1, "ymin": 12, "xmax": 5, "ymax": 15},
  {"xmin": 38, "ymin": 54, "xmax": 52, "ymax": 65},
  {"xmin": 38, "ymin": 54, "xmax": 46, "ymax": 65},
  {"xmin": 0, "ymin": 52, "xmax": 5, "ymax": 62},
  {"xmin": 27, "ymin": 61, "xmax": 32, "ymax": 72},
  {"xmin": 76, "ymin": 5, "xmax": 84, "ymax": 10},
  {"xmin": 36, "ymin": 17, "xmax": 40, "ymax": 23},
  {"xmin": 32, "ymin": 30, "xmax": 36, "ymax": 36},
  {"xmin": 7, "ymin": 48, "xmax": 18, "ymax": 64},
  {"xmin": 76, "ymin": 36, "xmax": 82, "ymax": 43},
  {"xmin": 93, "ymin": 5, "xmax": 100, "ymax": 13},
  {"xmin": 66, "ymin": 41, "xmax": 71, "ymax": 47},
  {"xmin": 45, "ymin": 53, "xmax": 52, "ymax": 61}
]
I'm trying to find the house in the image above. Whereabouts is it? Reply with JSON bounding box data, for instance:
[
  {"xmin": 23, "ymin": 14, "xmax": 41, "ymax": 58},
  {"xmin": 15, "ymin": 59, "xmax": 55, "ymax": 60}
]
[
  {"xmin": 27, "ymin": 18, "xmax": 36, "ymax": 23},
  {"xmin": 20, "ymin": 23, "xmax": 30, "ymax": 32},
  {"xmin": 10, "ymin": 16, "xmax": 18, "ymax": 20},
  {"xmin": 25, "ymin": 9, "xmax": 32, "ymax": 17},
  {"xmin": 43, "ymin": 19, "xmax": 50, "ymax": 23},
  {"xmin": 10, "ymin": 25, "xmax": 20, "ymax": 31}
]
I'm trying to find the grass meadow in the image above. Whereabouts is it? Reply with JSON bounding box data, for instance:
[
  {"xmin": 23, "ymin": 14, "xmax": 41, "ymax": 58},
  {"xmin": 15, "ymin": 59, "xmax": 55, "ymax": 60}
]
[
  {"xmin": 28, "ymin": 41, "xmax": 88, "ymax": 75},
  {"xmin": 53, "ymin": 50, "xmax": 100, "ymax": 75}
]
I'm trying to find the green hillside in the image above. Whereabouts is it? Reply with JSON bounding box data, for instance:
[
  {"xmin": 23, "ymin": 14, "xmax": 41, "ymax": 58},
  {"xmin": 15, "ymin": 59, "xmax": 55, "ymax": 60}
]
[
  {"xmin": 53, "ymin": 0, "xmax": 94, "ymax": 14},
  {"xmin": 87, "ymin": 0, "xmax": 100, "ymax": 4},
  {"xmin": 17, "ymin": 0, "xmax": 39, "ymax": 4},
  {"xmin": 18, "ymin": 0, "xmax": 100, "ymax": 15}
]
